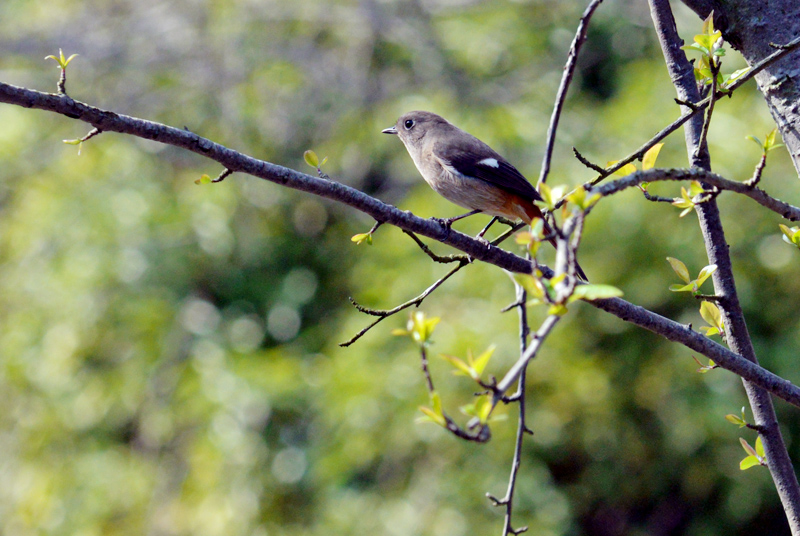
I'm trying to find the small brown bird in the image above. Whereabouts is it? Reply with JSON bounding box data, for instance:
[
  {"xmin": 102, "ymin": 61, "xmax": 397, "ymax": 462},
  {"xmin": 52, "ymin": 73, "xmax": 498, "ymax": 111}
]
[{"xmin": 383, "ymin": 110, "xmax": 587, "ymax": 280}]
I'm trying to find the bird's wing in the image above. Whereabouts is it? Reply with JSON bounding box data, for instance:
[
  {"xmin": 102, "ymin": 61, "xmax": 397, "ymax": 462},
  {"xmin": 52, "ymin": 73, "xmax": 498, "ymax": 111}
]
[{"xmin": 433, "ymin": 140, "xmax": 542, "ymax": 202}]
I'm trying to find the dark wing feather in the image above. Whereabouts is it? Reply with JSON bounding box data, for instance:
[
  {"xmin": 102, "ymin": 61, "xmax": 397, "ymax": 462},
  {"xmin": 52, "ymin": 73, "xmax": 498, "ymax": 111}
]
[{"xmin": 433, "ymin": 140, "xmax": 542, "ymax": 202}]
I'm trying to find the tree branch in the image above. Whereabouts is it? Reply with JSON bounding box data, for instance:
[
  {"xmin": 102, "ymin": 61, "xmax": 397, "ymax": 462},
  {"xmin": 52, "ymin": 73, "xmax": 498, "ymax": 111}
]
[
  {"xmin": 648, "ymin": 0, "xmax": 800, "ymax": 531},
  {"xmin": 0, "ymin": 82, "xmax": 533, "ymax": 274},
  {"xmin": 592, "ymin": 167, "xmax": 800, "ymax": 221},
  {"xmin": 3, "ymin": 79, "xmax": 800, "ymax": 412},
  {"xmin": 538, "ymin": 0, "xmax": 605, "ymax": 187}
]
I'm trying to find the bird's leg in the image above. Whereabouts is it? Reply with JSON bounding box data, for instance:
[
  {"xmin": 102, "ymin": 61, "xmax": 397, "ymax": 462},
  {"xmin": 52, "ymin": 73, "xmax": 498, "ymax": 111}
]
[
  {"xmin": 477, "ymin": 217, "xmax": 499, "ymax": 239},
  {"xmin": 433, "ymin": 209, "xmax": 482, "ymax": 228}
]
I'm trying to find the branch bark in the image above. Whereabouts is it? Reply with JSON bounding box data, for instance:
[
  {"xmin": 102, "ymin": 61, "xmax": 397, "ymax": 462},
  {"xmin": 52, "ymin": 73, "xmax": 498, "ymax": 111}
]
[
  {"xmin": 649, "ymin": 1, "xmax": 800, "ymax": 532},
  {"xmin": 680, "ymin": 0, "xmax": 800, "ymax": 177},
  {"xmin": 2, "ymin": 79, "xmax": 800, "ymax": 413}
]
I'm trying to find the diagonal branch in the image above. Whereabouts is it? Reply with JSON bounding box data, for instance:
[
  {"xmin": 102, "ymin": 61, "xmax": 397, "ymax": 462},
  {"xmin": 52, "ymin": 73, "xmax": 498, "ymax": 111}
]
[
  {"xmin": 0, "ymin": 81, "xmax": 533, "ymax": 274},
  {"xmin": 3, "ymin": 80, "xmax": 800, "ymax": 411}
]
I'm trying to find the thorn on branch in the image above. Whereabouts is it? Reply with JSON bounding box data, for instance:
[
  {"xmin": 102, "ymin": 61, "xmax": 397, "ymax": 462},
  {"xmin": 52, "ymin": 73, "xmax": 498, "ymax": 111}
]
[
  {"xmin": 674, "ymin": 98, "xmax": 699, "ymax": 111},
  {"xmin": 500, "ymin": 299, "xmax": 526, "ymax": 313},
  {"xmin": 486, "ymin": 493, "xmax": 508, "ymax": 506}
]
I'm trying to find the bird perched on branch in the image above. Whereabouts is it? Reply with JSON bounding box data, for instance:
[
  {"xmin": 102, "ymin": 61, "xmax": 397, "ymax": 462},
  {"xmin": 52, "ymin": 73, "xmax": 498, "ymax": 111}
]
[{"xmin": 382, "ymin": 110, "xmax": 587, "ymax": 281}]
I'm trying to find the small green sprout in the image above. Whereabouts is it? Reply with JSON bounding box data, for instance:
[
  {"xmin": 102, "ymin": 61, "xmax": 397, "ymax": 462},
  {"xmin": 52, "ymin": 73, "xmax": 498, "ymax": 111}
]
[
  {"xmin": 392, "ymin": 311, "xmax": 440, "ymax": 346},
  {"xmin": 666, "ymin": 257, "xmax": 717, "ymax": 293},
  {"xmin": 739, "ymin": 436, "xmax": 766, "ymax": 470},
  {"xmin": 45, "ymin": 48, "xmax": 79, "ymax": 70},
  {"xmin": 725, "ymin": 407, "xmax": 749, "ymax": 428},
  {"xmin": 441, "ymin": 345, "xmax": 495, "ymax": 382}
]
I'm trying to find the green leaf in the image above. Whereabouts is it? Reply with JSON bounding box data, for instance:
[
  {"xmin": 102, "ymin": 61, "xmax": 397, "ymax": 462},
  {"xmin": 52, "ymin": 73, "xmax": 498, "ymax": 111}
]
[
  {"xmin": 350, "ymin": 232, "xmax": 372, "ymax": 245},
  {"xmin": 755, "ymin": 435, "xmax": 765, "ymax": 458},
  {"xmin": 746, "ymin": 135, "xmax": 763, "ymax": 149},
  {"xmin": 570, "ymin": 284, "xmax": 624, "ymax": 301},
  {"xmin": 45, "ymin": 49, "xmax": 79, "ymax": 69},
  {"xmin": 688, "ymin": 181, "xmax": 706, "ymax": 197},
  {"xmin": 418, "ymin": 406, "xmax": 446, "ymax": 427},
  {"xmin": 700, "ymin": 301, "xmax": 723, "ymax": 332},
  {"xmin": 740, "ymin": 437, "xmax": 757, "ymax": 457},
  {"xmin": 779, "ymin": 224, "xmax": 800, "ymax": 247},
  {"xmin": 694, "ymin": 34, "xmax": 713, "ymax": 52},
  {"xmin": 725, "ymin": 67, "xmax": 750, "ymax": 85},
  {"xmin": 303, "ymin": 149, "xmax": 319, "ymax": 168},
  {"xmin": 538, "ymin": 182, "xmax": 555, "ymax": 209},
  {"xmin": 471, "ymin": 345, "xmax": 495, "ymax": 376},
  {"xmin": 726, "ymin": 414, "xmax": 746, "ymax": 426},
  {"xmin": 475, "ymin": 395, "xmax": 493, "ymax": 423},
  {"xmin": 511, "ymin": 273, "xmax": 544, "ymax": 300},
  {"xmin": 669, "ymin": 283, "xmax": 696, "ymax": 292},
  {"xmin": 740, "ymin": 456, "xmax": 761, "ymax": 471},
  {"xmin": 666, "ymin": 257, "xmax": 691, "ymax": 284},
  {"xmin": 696, "ymin": 264, "xmax": 717, "ymax": 287},
  {"xmin": 194, "ymin": 174, "xmax": 212, "ymax": 185},
  {"xmin": 548, "ymin": 304, "xmax": 568, "ymax": 316},
  {"xmin": 765, "ymin": 128, "xmax": 779, "ymax": 150},
  {"xmin": 431, "ymin": 391, "xmax": 443, "ymax": 416},
  {"xmin": 607, "ymin": 160, "xmax": 637, "ymax": 177},
  {"xmin": 642, "ymin": 143, "xmax": 664, "ymax": 171},
  {"xmin": 699, "ymin": 326, "xmax": 720, "ymax": 337},
  {"xmin": 441, "ymin": 354, "xmax": 472, "ymax": 377}
]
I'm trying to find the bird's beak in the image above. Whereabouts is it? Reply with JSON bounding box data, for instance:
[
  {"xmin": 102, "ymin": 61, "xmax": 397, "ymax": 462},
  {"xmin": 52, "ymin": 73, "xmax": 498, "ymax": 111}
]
[{"xmin": 381, "ymin": 126, "xmax": 398, "ymax": 135}]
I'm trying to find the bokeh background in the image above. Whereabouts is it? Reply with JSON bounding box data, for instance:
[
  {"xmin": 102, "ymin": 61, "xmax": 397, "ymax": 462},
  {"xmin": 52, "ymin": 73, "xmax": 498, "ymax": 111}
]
[{"xmin": 1, "ymin": 0, "xmax": 799, "ymax": 535}]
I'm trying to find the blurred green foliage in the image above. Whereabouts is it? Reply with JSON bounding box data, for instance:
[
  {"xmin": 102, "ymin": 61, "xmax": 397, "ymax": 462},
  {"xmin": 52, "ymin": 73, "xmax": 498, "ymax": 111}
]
[{"xmin": 1, "ymin": 1, "xmax": 799, "ymax": 535}]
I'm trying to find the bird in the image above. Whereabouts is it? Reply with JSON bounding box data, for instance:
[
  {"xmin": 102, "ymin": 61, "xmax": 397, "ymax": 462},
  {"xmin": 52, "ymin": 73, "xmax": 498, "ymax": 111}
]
[{"xmin": 382, "ymin": 110, "xmax": 587, "ymax": 281}]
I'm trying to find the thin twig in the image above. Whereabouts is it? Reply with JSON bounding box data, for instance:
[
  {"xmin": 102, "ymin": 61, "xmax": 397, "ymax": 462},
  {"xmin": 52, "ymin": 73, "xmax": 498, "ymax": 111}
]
[
  {"xmin": 641, "ymin": 187, "xmax": 675, "ymax": 203},
  {"xmin": 492, "ymin": 280, "xmax": 533, "ymax": 536},
  {"xmin": 493, "ymin": 315, "xmax": 562, "ymax": 403},
  {"xmin": 590, "ymin": 167, "xmax": 800, "ymax": 221},
  {"xmin": 572, "ymin": 146, "xmax": 606, "ymax": 173},
  {"xmin": 212, "ymin": 168, "xmax": 233, "ymax": 183},
  {"xmin": 403, "ymin": 230, "xmax": 469, "ymax": 263},
  {"xmin": 339, "ymin": 259, "xmax": 469, "ymax": 346},
  {"xmin": 694, "ymin": 60, "xmax": 719, "ymax": 161},
  {"xmin": 538, "ymin": 0, "xmax": 606, "ymax": 187},
  {"xmin": 745, "ymin": 153, "xmax": 767, "ymax": 187},
  {"xmin": 565, "ymin": 34, "xmax": 800, "ymax": 194}
]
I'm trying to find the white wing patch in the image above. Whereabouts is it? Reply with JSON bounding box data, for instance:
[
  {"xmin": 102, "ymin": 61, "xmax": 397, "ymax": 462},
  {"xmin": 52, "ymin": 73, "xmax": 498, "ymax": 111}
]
[
  {"xmin": 440, "ymin": 159, "xmax": 464, "ymax": 177},
  {"xmin": 477, "ymin": 158, "xmax": 499, "ymax": 168}
]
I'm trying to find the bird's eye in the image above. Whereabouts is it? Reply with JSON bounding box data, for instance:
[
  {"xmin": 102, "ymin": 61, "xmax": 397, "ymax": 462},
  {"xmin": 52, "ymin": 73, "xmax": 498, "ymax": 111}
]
[{"xmin": 404, "ymin": 119, "xmax": 414, "ymax": 130}]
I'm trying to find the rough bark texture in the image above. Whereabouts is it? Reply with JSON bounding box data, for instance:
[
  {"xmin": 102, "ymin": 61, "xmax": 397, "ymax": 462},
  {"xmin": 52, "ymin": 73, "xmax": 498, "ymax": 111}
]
[
  {"xmin": 681, "ymin": 0, "xmax": 800, "ymax": 177},
  {"xmin": 656, "ymin": 2, "xmax": 800, "ymax": 533}
]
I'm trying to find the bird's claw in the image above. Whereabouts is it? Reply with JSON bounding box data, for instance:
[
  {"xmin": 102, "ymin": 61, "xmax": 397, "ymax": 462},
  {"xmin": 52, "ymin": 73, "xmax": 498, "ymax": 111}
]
[{"xmin": 432, "ymin": 216, "xmax": 454, "ymax": 229}]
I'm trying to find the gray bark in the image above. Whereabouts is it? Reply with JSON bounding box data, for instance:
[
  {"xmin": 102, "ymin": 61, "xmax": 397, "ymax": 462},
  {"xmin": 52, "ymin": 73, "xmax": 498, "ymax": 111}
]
[{"xmin": 681, "ymin": 0, "xmax": 800, "ymax": 177}]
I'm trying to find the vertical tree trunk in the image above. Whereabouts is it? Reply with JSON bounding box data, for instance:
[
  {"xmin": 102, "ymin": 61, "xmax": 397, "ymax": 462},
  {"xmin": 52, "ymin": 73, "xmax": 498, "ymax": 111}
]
[{"xmin": 681, "ymin": 0, "xmax": 800, "ymax": 177}]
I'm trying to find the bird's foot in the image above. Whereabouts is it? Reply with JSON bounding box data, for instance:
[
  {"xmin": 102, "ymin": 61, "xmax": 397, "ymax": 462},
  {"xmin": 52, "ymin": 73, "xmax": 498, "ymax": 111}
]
[{"xmin": 432, "ymin": 216, "xmax": 455, "ymax": 229}]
